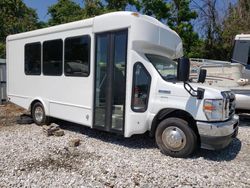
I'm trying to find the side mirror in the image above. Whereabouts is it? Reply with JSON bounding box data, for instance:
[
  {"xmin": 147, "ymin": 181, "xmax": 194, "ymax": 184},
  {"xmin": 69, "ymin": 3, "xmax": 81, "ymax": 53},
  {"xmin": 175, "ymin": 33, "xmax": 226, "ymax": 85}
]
[
  {"xmin": 177, "ymin": 57, "xmax": 190, "ymax": 82},
  {"xmin": 198, "ymin": 69, "xmax": 207, "ymax": 83}
]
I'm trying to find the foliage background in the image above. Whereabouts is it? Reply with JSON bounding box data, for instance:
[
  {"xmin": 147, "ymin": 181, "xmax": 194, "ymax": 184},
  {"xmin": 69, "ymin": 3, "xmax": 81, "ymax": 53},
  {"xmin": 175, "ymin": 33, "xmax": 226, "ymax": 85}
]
[{"xmin": 0, "ymin": 0, "xmax": 249, "ymax": 60}]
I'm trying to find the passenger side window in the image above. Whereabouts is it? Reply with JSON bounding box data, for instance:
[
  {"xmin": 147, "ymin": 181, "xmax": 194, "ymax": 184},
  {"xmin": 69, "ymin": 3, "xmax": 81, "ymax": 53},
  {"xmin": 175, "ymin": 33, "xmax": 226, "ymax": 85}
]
[
  {"xmin": 43, "ymin": 39, "xmax": 63, "ymax": 76},
  {"xmin": 64, "ymin": 35, "xmax": 90, "ymax": 76},
  {"xmin": 131, "ymin": 63, "xmax": 151, "ymax": 112},
  {"xmin": 25, "ymin": 43, "xmax": 41, "ymax": 75}
]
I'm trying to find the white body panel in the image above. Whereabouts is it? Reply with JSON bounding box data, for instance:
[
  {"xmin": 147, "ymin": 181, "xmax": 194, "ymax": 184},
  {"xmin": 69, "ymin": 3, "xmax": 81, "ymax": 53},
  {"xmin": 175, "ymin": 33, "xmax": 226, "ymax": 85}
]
[
  {"xmin": 7, "ymin": 11, "xmax": 227, "ymax": 138},
  {"xmin": 7, "ymin": 25, "xmax": 94, "ymax": 126}
]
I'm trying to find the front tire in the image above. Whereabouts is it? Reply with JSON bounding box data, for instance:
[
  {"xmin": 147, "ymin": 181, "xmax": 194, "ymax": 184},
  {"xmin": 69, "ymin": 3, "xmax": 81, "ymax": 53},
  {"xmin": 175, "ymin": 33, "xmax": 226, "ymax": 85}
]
[
  {"xmin": 155, "ymin": 117, "xmax": 197, "ymax": 158},
  {"xmin": 31, "ymin": 102, "xmax": 49, "ymax": 125}
]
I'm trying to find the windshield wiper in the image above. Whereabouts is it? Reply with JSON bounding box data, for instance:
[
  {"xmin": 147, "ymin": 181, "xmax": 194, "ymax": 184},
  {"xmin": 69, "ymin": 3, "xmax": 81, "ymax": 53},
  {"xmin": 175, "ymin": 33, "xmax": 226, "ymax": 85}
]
[{"xmin": 163, "ymin": 75, "xmax": 177, "ymax": 80}]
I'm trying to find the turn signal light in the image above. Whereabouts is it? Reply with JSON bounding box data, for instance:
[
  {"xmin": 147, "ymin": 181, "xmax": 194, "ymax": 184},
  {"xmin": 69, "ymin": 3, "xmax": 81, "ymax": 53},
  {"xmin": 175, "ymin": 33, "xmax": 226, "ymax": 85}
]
[{"xmin": 203, "ymin": 104, "xmax": 216, "ymax": 111}]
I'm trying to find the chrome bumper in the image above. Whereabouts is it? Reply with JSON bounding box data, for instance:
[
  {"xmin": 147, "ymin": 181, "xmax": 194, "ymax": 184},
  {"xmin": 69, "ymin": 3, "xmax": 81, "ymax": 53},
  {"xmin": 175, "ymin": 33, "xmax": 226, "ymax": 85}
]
[
  {"xmin": 197, "ymin": 115, "xmax": 239, "ymax": 150},
  {"xmin": 197, "ymin": 115, "xmax": 239, "ymax": 137}
]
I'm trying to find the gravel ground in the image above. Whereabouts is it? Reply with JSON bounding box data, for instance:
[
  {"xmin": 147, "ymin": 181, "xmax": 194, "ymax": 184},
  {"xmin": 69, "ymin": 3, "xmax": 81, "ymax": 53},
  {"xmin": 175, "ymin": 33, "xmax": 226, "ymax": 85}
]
[{"xmin": 0, "ymin": 103, "xmax": 250, "ymax": 187}]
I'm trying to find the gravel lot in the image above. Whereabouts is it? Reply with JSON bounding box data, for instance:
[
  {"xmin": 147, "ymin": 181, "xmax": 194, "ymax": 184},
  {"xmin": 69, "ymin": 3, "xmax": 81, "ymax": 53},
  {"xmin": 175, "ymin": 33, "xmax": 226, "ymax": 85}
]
[{"xmin": 0, "ymin": 103, "xmax": 250, "ymax": 187}]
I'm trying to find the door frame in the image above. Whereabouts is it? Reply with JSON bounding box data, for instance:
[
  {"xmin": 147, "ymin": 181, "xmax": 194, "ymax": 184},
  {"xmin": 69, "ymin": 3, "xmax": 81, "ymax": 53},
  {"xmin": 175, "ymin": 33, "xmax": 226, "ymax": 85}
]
[{"xmin": 93, "ymin": 29, "xmax": 128, "ymax": 134}]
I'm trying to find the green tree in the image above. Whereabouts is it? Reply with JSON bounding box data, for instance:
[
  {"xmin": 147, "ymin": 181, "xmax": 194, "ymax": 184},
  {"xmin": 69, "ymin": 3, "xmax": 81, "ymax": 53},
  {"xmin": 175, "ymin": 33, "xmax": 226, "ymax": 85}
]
[
  {"xmin": 82, "ymin": 0, "xmax": 105, "ymax": 18},
  {"xmin": 139, "ymin": 0, "xmax": 171, "ymax": 20},
  {"xmin": 47, "ymin": 0, "xmax": 200, "ymax": 57},
  {"xmin": 105, "ymin": 0, "xmax": 140, "ymax": 11},
  {"xmin": 139, "ymin": 0, "xmax": 199, "ymax": 57},
  {"xmin": 106, "ymin": 0, "xmax": 129, "ymax": 11},
  {"xmin": 168, "ymin": 0, "xmax": 198, "ymax": 57},
  {"xmin": 47, "ymin": 0, "xmax": 83, "ymax": 25},
  {"xmin": 0, "ymin": 0, "xmax": 39, "ymax": 58},
  {"xmin": 222, "ymin": 0, "xmax": 250, "ymax": 60},
  {"xmin": 191, "ymin": 0, "xmax": 250, "ymax": 60},
  {"xmin": 47, "ymin": 0, "xmax": 107, "ymax": 24},
  {"xmin": 198, "ymin": 0, "xmax": 225, "ymax": 60}
]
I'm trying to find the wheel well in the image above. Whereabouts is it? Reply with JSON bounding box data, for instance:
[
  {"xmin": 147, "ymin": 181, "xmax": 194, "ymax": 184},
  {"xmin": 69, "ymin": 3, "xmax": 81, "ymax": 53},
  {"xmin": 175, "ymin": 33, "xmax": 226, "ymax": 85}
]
[
  {"xmin": 150, "ymin": 108, "xmax": 200, "ymax": 144},
  {"xmin": 30, "ymin": 100, "xmax": 41, "ymax": 112}
]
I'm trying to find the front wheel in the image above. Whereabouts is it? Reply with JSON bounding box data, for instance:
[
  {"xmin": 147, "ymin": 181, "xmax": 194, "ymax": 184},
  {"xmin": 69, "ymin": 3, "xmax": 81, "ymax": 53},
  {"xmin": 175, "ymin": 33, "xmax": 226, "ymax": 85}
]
[
  {"xmin": 31, "ymin": 102, "xmax": 49, "ymax": 125},
  {"xmin": 155, "ymin": 117, "xmax": 197, "ymax": 158}
]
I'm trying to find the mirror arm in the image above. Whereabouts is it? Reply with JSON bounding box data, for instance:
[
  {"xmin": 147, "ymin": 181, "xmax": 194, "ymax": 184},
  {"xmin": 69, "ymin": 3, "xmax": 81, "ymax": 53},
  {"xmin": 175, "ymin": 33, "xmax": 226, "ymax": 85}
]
[{"xmin": 184, "ymin": 82, "xmax": 205, "ymax": 99}]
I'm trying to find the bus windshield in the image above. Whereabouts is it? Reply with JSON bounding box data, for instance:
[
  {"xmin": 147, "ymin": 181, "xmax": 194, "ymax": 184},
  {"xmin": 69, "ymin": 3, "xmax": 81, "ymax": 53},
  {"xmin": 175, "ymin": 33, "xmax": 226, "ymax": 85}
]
[{"xmin": 146, "ymin": 54, "xmax": 177, "ymax": 81}]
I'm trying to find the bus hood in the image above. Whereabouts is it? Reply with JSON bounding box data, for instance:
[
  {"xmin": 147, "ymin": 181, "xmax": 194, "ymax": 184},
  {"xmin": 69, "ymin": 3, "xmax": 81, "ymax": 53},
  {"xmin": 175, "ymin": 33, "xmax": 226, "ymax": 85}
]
[{"xmin": 186, "ymin": 83, "xmax": 231, "ymax": 99}]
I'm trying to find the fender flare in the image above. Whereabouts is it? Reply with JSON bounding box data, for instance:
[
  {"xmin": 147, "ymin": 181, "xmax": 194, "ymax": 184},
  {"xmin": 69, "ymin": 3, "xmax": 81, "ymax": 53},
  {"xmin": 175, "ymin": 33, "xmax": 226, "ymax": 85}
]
[
  {"xmin": 150, "ymin": 108, "xmax": 199, "ymax": 140},
  {"xmin": 29, "ymin": 97, "xmax": 49, "ymax": 115}
]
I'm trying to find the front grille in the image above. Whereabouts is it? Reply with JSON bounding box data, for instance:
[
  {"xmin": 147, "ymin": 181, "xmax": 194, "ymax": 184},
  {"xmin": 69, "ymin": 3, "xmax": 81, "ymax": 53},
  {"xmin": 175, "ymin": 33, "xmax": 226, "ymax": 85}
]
[
  {"xmin": 229, "ymin": 92, "xmax": 236, "ymax": 117},
  {"xmin": 233, "ymin": 121, "xmax": 238, "ymax": 129},
  {"xmin": 230, "ymin": 99, "xmax": 235, "ymax": 117},
  {"xmin": 222, "ymin": 91, "xmax": 236, "ymax": 118}
]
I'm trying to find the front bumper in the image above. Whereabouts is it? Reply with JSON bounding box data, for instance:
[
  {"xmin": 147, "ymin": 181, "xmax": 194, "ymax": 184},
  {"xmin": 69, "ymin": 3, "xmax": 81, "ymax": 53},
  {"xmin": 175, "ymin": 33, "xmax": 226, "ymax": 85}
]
[{"xmin": 197, "ymin": 115, "xmax": 239, "ymax": 150}]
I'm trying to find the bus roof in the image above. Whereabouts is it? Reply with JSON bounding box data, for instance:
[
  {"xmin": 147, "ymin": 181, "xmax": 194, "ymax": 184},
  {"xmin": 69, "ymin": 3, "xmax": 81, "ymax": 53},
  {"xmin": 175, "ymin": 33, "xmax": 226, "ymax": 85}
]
[
  {"xmin": 7, "ymin": 11, "xmax": 177, "ymax": 41},
  {"xmin": 7, "ymin": 11, "xmax": 183, "ymax": 58}
]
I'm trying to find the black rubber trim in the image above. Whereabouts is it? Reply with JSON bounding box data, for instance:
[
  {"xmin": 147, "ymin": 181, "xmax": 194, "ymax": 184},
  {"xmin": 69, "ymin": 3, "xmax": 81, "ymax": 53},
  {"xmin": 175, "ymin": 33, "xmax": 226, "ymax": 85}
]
[
  {"xmin": 200, "ymin": 127, "xmax": 238, "ymax": 150},
  {"xmin": 197, "ymin": 115, "xmax": 235, "ymax": 123}
]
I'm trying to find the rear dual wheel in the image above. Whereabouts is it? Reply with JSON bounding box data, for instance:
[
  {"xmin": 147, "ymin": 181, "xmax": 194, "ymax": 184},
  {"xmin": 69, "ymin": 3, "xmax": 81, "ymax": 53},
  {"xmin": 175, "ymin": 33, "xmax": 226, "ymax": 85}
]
[{"xmin": 155, "ymin": 117, "xmax": 197, "ymax": 158}]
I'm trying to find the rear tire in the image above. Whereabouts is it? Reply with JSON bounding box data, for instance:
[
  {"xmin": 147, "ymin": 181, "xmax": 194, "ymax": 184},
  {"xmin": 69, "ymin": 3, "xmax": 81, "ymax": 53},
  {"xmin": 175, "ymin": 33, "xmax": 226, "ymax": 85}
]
[
  {"xmin": 155, "ymin": 117, "xmax": 197, "ymax": 158},
  {"xmin": 31, "ymin": 102, "xmax": 49, "ymax": 126}
]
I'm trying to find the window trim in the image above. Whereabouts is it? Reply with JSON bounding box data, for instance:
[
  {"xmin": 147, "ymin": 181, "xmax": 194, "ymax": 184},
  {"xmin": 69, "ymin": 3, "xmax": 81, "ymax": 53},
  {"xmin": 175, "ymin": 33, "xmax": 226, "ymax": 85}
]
[
  {"xmin": 42, "ymin": 38, "xmax": 63, "ymax": 76},
  {"xmin": 131, "ymin": 62, "xmax": 151, "ymax": 113},
  {"xmin": 24, "ymin": 42, "xmax": 42, "ymax": 76},
  {"xmin": 64, "ymin": 35, "xmax": 91, "ymax": 77}
]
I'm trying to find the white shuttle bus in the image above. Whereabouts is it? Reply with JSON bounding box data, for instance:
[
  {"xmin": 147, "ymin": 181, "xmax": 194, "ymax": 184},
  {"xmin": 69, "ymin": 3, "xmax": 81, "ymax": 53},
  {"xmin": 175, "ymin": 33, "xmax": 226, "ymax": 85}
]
[{"xmin": 7, "ymin": 12, "xmax": 239, "ymax": 157}]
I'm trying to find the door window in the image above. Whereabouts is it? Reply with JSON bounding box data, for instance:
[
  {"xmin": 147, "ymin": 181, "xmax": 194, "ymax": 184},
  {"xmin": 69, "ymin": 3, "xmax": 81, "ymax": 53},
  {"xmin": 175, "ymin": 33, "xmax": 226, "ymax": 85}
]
[
  {"xmin": 111, "ymin": 31, "xmax": 127, "ymax": 130},
  {"xmin": 131, "ymin": 63, "xmax": 151, "ymax": 112},
  {"xmin": 94, "ymin": 35, "xmax": 109, "ymax": 127},
  {"xmin": 64, "ymin": 35, "xmax": 90, "ymax": 76},
  {"xmin": 94, "ymin": 30, "xmax": 128, "ymax": 133}
]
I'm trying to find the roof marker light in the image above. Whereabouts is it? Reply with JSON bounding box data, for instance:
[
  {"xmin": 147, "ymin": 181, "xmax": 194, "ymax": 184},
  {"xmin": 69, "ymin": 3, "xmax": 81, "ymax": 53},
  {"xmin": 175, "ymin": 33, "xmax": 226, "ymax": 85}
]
[{"xmin": 131, "ymin": 12, "xmax": 140, "ymax": 17}]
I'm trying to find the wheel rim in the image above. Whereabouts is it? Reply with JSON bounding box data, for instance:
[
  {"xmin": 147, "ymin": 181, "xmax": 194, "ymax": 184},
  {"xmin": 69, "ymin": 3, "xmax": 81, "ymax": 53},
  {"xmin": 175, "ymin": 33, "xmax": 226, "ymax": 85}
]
[
  {"xmin": 34, "ymin": 106, "xmax": 44, "ymax": 123},
  {"xmin": 162, "ymin": 126, "xmax": 187, "ymax": 151}
]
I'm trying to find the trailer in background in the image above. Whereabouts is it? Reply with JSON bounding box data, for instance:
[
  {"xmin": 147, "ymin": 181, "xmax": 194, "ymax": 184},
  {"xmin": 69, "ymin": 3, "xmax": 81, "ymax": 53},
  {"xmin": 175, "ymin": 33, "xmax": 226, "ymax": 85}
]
[
  {"xmin": 0, "ymin": 58, "xmax": 7, "ymax": 105},
  {"xmin": 190, "ymin": 34, "xmax": 250, "ymax": 111}
]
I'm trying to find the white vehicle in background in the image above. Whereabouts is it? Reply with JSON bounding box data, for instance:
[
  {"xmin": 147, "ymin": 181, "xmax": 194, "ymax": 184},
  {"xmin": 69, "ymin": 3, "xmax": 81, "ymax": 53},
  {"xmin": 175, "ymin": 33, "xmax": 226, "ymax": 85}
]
[
  {"xmin": 7, "ymin": 11, "xmax": 238, "ymax": 158},
  {"xmin": 190, "ymin": 34, "xmax": 250, "ymax": 111}
]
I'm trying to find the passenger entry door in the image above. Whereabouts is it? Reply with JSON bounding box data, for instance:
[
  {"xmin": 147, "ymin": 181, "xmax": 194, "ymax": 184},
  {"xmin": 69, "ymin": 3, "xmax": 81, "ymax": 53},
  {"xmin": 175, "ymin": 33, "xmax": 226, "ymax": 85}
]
[{"xmin": 94, "ymin": 30, "xmax": 127, "ymax": 133}]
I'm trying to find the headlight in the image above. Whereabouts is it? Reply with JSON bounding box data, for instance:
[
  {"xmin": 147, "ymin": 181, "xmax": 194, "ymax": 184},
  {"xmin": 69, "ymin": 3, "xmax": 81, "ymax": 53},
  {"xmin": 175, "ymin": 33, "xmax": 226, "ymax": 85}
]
[{"xmin": 203, "ymin": 99, "xmax": 227, "ymax": 121}]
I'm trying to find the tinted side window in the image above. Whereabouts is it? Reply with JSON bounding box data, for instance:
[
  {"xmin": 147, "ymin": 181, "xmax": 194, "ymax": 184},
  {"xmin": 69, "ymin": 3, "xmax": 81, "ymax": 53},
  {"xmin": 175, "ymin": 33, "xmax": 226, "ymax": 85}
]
[
  {"xmin": 65, "ymin": 35, "xmax": 90, "ymax": 76},
  {"xmin": 25, "ymin": 43, "xmax": 41, "ymax": 75},
  {"xmin": 43, "ymin": 39, "xmax": 63, "ymax": 76},
  {"xmin": 131, "ymin": 63, "xmax": 151, "ymax": 112}
]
